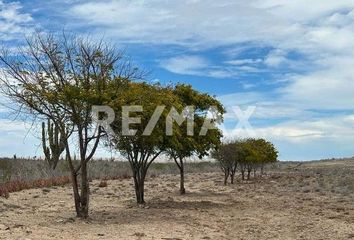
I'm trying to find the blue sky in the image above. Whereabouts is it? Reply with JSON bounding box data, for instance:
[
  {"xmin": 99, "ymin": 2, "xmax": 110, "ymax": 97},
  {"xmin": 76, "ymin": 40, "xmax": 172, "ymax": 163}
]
[{"xmin": 1, "ymin": 0, "xmax": 354, "ymax": 160}]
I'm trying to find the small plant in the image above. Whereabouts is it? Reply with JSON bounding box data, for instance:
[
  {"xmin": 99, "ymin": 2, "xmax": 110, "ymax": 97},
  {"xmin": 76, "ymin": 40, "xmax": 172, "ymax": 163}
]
[
  {"xmin": 98, "ymin": 180, "xmax": 108, "ymax": 188},
  {"xmin": 0, "ymin": 185, "xmax": 9, "ymax": 198},
  {"xmin": 121, "ymin": 172, "xmax": 132, "ymax": 179}
]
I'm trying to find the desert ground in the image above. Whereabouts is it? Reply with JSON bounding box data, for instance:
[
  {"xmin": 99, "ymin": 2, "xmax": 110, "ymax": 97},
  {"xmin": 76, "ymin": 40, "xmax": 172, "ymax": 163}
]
[{"xmin": 1, "ymin": 160, "xmax": 354, "ymax": 240}]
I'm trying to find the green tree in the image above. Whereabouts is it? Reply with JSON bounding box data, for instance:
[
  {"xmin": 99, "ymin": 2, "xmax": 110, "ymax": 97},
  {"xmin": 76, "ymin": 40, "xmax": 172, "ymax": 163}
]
[
  {"xmin": 166, "ymin": 84, "xmax": 224, "ymax": 194},
  {"xmin": 214, "ymin": 138, "xmax": 278, "ymax": 183},
  {"xmin": 238, "ymin": 138, "xmax": 278, "ymax": 180},
  {"xmin": 252, "ymin": 138, "xmax": 278, "ymax": 175},
  {"xmin": 109, "ymin": 82, "xmax": 180, "ymax": 204}
]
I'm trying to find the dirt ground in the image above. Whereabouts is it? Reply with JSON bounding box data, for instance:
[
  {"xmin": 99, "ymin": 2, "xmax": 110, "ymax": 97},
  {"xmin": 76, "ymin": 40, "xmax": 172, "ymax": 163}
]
[{"xmin": 1, "ymin": 165, "xmax": 354, "ymax": 240}]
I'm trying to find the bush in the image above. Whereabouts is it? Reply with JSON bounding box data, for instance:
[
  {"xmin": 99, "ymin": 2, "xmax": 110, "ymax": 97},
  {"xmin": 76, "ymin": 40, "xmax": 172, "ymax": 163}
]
[
  {"xmin": 98, "ymin": 180, "xmax": 108, "ymax": 188},
  {"xmin": 0, "ymin": 185, "xmax": 9, "ymax": 198}
]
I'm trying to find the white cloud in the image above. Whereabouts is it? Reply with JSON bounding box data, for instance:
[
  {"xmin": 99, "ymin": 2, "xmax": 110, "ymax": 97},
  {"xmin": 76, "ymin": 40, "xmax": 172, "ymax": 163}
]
[
  {"xmin": 160, "ymin": 55, "xmax": 248, "ymax": 78},
  {"xmin": 68, "ymin": 0, "xmax": 354, "ymax": 102},
  {"xmin": 218, "ymin": 88, "xmax": 354, "ymax": 159},
  {"xmin": 281, "ymin": 56, "xmax": 354, "ymax": 110},
  {"xmin": 68, "ymin": 0, "xmax": 354, "ymax": 50},
  {"xmin": 67, "ymin": 0, "xmax": 294, "ymax": 46},
  {"xmin": 0, "ymin": 119, "xmax": 40, "ymax": 157},
  {"xmin": 226, "ymin": 59, "xmax": 262, "ymax": 66},
  {"xmin": 0, "ymin": 1, "xmax": 33, "ymax": 40},
  {"xmin": 222, "ymin": 114, "xmax": 354, "ymax": 160},
  {"xmin": 218, "ymin": 91, "xmax": 310, "ymax": 121},
  {"xmin": 1, "ymin": 0, "xmax": 354, "ymax": 160},
  {"xmin": 264, "ymin": 49, "xmax": 287, "ymax": 67},
  {"xmin": 160, "ymin": 55, "xmax": 208, "ymax": 75}
]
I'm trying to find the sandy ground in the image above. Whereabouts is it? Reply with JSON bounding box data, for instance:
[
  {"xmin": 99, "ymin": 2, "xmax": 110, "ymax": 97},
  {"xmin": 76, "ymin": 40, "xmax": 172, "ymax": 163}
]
[{"xmin": 1, "ymin": 171, "xmax": 354, "ymax": 240}]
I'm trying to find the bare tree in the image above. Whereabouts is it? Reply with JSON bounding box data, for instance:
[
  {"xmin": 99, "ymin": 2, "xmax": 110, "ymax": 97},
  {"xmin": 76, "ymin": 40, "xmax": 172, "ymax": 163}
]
[{"xmin": 212, "ymin": 143, "xmax": 236, "ymax": 185}]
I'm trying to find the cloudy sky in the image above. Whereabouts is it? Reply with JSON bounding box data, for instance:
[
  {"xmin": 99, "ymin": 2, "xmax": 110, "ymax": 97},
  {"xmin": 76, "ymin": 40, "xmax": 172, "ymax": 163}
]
[{"xmin": 1, "ymin": 0, "xmax": 354, "ymax": 160}]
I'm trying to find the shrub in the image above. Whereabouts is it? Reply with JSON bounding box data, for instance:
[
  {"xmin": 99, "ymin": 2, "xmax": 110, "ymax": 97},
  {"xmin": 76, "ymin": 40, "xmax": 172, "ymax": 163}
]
[
  {"xmin": 0, "ymin": 185, "xmax": 9, "ymax": 198},
  {"xmin": 0, "ymin": 176, "xmax": 71, "ymax": 198},
  {"xmin": 98, "ymin": 180, "xmax": 108, "ymax": 188}
]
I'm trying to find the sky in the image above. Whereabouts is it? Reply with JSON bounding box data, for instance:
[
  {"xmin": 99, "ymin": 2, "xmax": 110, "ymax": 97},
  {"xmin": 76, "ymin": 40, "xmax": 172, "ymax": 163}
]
[{"xmin": 0, "ymin": 0, "xmax": 354, "ymax": 161}]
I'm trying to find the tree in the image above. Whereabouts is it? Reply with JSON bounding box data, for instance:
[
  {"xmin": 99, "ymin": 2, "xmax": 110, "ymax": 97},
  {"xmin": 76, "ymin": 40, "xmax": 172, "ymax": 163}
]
[
  {"xmin": 252, "ymin": 138, "xmax": 278, "ymax": 175},
  {"xmin": 109, "ymin": 82, "xmax": 180, "ymax": 204},
  {"xmin": 241, "ymin": 139, "xmax": 259, "ymax": 180},
  {"xmin": 229, "ymin": 141, "xmax": 247, "ymax": 183},
  {"xmin": 213, "ymin": 140, "xmax": 248, "ymax": 184},
  {"xmin": 166, "ymin": 84, "xmax": 224, "ymax": 194},
  {"xmin": 212, "ymin": 142, "xmax": 237, "ymax": 185},
  {"xmin": 0, "ymin": 32, "xmax": 139, "ymax": 218},
  {"xmin": 213, "ymin": 139, "xmax": 278, "ymax": 183}
]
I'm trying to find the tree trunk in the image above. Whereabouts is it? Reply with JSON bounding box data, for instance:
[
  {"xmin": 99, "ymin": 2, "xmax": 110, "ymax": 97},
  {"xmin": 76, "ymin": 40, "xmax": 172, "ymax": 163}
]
[
  {"xmin": 78, "ymin": 160, "xmax": 89, "ymax": 218},
  {"xmin": 179, "ymin": 158, "xmax": 185, "ymax": 195},
  {"xmin": 240, "ymin": 165, "xmax": 245, "ymax": 181},
  {"xmin": 230, "ymin": 164, "xmax": 237, "ymax": 184},
  {"xmin": 247, "ymin": 169, "xmax": 251, "ymax": 180},
  {"xmin": 173, "ymin": 157, "xmax": 186, "ymax": 195},
  {"xmin": 67, "ymin": 157, "xmax": 89, "ymax": 218},
  {"xmin": 230, "ymin": 172, "xmax": 235, "ymax": 184},
  {"xmin": 224, "ymin": 170, "xmax": 229, "ymax": 185},
  {"xmin": 70, "ymin": 172, "xmax": 81, "ymax": 216},
  {"xmin": 133, "ymin": 170, "xmax": 146, "ymax": 204}
]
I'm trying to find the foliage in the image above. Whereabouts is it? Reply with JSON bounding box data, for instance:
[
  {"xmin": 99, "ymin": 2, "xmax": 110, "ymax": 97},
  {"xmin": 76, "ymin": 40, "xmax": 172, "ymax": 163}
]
[
  {"xmin": 166, "ymin": 84, "xmax": 225, "ymax": 194},
  {"xmin": 108, "ymin": 82, "xmax": 225, "ymax": 201},
  {"xmin": 213, "ymin": 138, "xmax": 278, "ymax": 184},
  {"xmin": 108, "ymin": 82, "xmax": 181, "ymax": 203},
  {"xmin": 0, "ymin": 32, "xmax": 140, "ymax": 217}
]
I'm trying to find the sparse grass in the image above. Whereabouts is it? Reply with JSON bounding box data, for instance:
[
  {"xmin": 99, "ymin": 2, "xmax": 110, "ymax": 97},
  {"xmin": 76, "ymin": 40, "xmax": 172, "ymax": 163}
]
[
  {"xmin": 269, "ymin": 158, "xmax": 354, "ymax": 196},
  {"xmin": 2, "ymin": 157, "xmax": 354, "ymax": 198},
  {"xmin": 0, "ymin": 157, "xmax": 219, "ymax": 197}
]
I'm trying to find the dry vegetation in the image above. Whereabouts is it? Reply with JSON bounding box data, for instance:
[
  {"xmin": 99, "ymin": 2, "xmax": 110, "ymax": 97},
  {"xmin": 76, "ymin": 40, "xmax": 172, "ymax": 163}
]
[
  {"xmin": 0, "ymin": 158, "xmax": 219, "ymax": 198},
  {"xmin": 1, "ymin": 158, "xmax": 354, "ymax": 239}
]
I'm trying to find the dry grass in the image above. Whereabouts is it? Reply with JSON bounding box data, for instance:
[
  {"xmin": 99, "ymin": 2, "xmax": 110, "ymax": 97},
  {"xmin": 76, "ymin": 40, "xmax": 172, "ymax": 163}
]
[
  {"xmin": 0, "ymin": 157, "xmax": 219, "ymax": 198},
  {"xmin": 1, "ymin": 157, "xmax": 354, "ymax": 239},
  {"xmin": 0, "ymin": 158, "xmax": 219, "ymax": 184},
  {"xmin": 1, "ymin": 162, "xmax": 354, "ymax": 239}
]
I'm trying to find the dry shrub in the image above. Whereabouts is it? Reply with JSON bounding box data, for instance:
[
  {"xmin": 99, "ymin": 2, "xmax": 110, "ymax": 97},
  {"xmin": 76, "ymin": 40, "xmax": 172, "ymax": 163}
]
[
  {"xmin": 121, "ymin": 172, "xmax": 132, "ymax": 179},
  {"xmin": 0, "ymin": 176, "xmax": 71, "ymax": 198},
  {"xmin": 0, "ymin": 185, "xmax": 9, "ymax": 198},
  {"xmin": 98, "ymin": 180, "xmax": 108, "ymax": 188}
]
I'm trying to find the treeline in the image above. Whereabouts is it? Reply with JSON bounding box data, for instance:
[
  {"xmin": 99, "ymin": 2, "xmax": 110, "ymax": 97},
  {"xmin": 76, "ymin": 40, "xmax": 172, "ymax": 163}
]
[
  {"xmin": 0, "ymin": 32, "xmax": 223, "ymax": 218},
  {"xmin": 212, "ymin": 139, "xmax": 278, "ymax": 185},
  {"xmin": 0, "ymin": 32, "xmax": 278, "ymax": 219}
]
